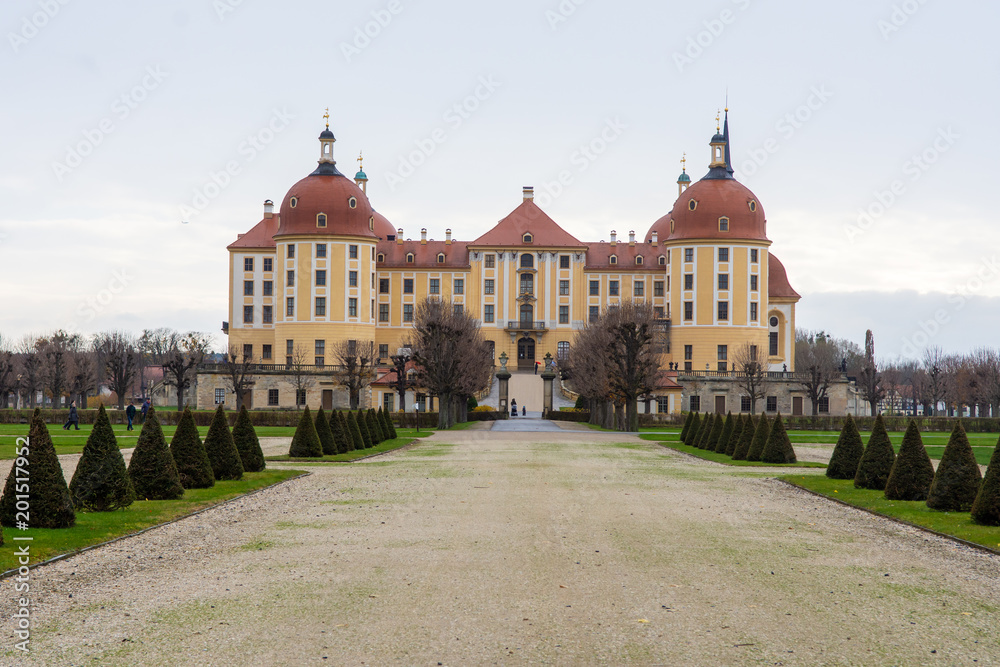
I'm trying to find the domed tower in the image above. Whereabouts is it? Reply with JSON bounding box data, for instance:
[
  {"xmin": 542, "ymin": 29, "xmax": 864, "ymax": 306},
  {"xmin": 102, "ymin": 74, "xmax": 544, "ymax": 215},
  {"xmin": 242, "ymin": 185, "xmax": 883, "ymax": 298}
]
[
  {"xmin": 646, "ymin": 111, "xmax": 791, "ymax": 375},
  {"xmin": 272, "ymin": 118, "xmax": 380, "ymax": 365}
]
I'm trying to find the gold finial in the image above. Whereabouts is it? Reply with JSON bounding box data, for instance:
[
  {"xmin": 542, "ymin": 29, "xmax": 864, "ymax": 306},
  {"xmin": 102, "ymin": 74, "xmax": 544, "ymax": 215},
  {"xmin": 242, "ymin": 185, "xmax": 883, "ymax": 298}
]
[
  {"xmin": 357, "ymin": 151, "xmax": 364, "ymax": 171},
  {"xmin": 716, "ymin": 110, "xmax": 721, "ymax": 133},
  {"xmin": 323, "ymin": 107, "xmax": 330, "ymax": 129},
  {"xmin": 681, "ymin": 152, "xmax": 687, "ymax": 173}
]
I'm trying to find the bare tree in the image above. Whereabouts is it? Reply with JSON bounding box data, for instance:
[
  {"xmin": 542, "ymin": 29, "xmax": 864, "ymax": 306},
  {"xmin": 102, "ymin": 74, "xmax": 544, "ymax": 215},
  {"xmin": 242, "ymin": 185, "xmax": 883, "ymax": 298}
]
[
  {"xmin": 0, "ymin": 336, "xmax": 15, "ymax": 408},
  {"xmin": 138, "ymin": 327, "xmax": 178, "ymax": 401},
  {"xmin": 16, "ymin": 335, "xmax": 43, "ymax": 408},
  {"xmin": 603, "ymin": 302, "xmax": 662, "ymax": 431},
  {"xmin": 95, "ymin": 331, "xmax": 140, "ymax": 410},
  {"xmin": 286, "ymin": 345, "xmax": 315, "ymax": 410},
  {"xmin": 39, "ymin": 330, "xmax": 79, "ymax": 408},
  {"xmin": 222, "ymin": 344, "xmax": 257, "ymax": 411},
  {"xmin": 922, "ymin": 345, "xmax": 945, "ymax": 416},
  {"xmin": 880, "ymin": 364, "xmax": 903, "ymax": 415},
  {"xmin": 161, "ymin": 331, "xmax": 211, "ymax": 411},
  {"xmin": 857, "ymin": 329, "xmax": 885, "ymax": 416},
  {"xmin": 733, "ymin": 341, "xmax": 769, "ymax": 414},
  {"xmin": 69, "ymin": 347, "xmax": 98, "ymax": 408},
  {"xmin": 565, "ymin": 320, "xmax": 614, "ymax": 428},
  {"xmin": 389, "ymin": 344, "xmax": 417, "ymax": 413},
  {"xmin": 332, "ymin": 339, "xmax": 377, "ymax": 409},
  {"xmin": 795, "ymin": 330, "xmax": 840, "ymax": 415},
  {"xmin": 969, "ymin": 347, "xmax": 1000, "ymax": 418}
]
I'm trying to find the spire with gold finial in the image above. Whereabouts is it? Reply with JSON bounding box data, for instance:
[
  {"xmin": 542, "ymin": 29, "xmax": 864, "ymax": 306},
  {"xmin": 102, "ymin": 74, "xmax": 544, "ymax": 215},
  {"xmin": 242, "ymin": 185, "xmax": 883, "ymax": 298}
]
[
  {"xmin": 323, "ymin": 107, "xmax": 330, "ymax": 130},
  {"xmin": 314, "ymin": 108, "xmax": 339, "ymax": 174},
  {"xmin": 677, "ymin": 151, "xmax": 691, "ymax": 196},
  {"xmin": 354, "ymin": 150, "xmax": 368, "ymax": 193}
]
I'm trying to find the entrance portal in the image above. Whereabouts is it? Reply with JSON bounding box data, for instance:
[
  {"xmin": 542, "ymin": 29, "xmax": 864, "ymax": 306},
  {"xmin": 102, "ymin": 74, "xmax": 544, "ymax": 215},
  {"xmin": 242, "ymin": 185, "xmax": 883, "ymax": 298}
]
[{"xmin": 517, "ymin": 337, "xmax": 535, "ymax": 371}]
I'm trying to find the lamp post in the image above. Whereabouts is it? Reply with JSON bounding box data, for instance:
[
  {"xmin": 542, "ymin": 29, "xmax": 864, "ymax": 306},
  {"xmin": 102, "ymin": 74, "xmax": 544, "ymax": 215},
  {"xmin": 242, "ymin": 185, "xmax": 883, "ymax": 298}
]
[{"xmin": 496, "ymin": 351, "xmax": 511, "ymax": 419}]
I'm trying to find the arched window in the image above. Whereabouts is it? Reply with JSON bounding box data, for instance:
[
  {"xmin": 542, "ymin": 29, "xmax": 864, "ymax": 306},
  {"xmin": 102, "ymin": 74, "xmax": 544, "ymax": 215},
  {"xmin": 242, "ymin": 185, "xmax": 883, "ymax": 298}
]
[
  {"xmin": 610, "ymin": 255, "xmax": 617, "ymax": 265},
  {"xmin": 522, "ymin": 233, "xmax": 533, "ymax": 244},
  {"xmin": 719, "ymin": 217, "xmax": 730, "ymax": 232},
  {"xmin": 519, "ymin": 272, "xmax": 534, "ymax": 295},
  {"xmin": 520, "ymin": 253, "xmax": 534, "ymax": 269},
  {"xmin": 635, "ymin": 255, "xmax": 643, "ymax": 265},
  {"xmin": 406, "ymin": 253, "xmax": 414, "ymax": 263},
  {"xmin": 658, "ymin": 255, "xmax": 666, "ymax": 265},
  {"xmin": 519, "ymin": 304, "xmax": 533, "ymax": 324},
  {"xmin": 316, "ymin": 213, "xmax": 327, "ymax": 228},
  {"xmin": 377, "ymin": 253, "xmax": 384, "ymax": 263},
  {"xmin": 437, "ymin": 253, "xmax": 445, "ymax": 263},
  {"xmin": 557, "ymin": 341, "xmax": 570, "ymax": 360},
  {"xmin": 348, "ymin": 197, "xmax": 357, "ymax": 209},
  {"xmin": 290, "ymin": 197, "xmax": 298, "ymax": 208}
]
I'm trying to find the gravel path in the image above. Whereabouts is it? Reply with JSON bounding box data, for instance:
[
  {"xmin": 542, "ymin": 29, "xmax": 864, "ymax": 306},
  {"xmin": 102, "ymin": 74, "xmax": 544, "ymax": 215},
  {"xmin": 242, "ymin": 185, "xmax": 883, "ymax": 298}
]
[{"xmin": 3, "ymin": 430, "xmax": 1000, "ymax": 665}]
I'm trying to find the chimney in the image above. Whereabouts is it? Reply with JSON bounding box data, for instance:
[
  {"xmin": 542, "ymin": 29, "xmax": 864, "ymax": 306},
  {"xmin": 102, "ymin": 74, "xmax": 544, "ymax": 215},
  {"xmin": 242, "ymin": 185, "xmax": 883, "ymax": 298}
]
[
  {"xmin": 396, "ymin": 227, "xmax": 404, "ymax": 245},
  {"xmin": 445, "ymin": 229, "xmax": 452, "ymax": 245},
  {"xmin": 263, "ymin": 199, "xmax": 274, "ymax": 219},
  {"xmin": 651, "ymin": 231, "xmax": 658, "ymax": 246},
  {"xmin": 237, "ymin": 233, "xmax": 245, "ymax": 239},
  {"xmin": 523, "ymin": 186, "xmax": 534, "ymax": 202},
  {"xmin": 610, "ymin": 230, "xmax": 617, "ymax": 246},
  {"xmin": 629, "ymin": 230, "xmax": 636, "ymax": 247},
  {"xmin": 421, "ymin": 228, "xmax": 427, "ymax": 245}
]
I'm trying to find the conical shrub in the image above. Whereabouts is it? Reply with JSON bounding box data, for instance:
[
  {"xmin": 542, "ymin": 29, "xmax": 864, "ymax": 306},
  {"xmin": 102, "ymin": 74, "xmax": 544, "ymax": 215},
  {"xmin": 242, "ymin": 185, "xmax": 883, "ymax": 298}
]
[
  {"xmin": 715, "ymin": 412, "xmax": 734, "ymax": 454},
  {"xmin": 694, "ymin": 413, "xmax": 710, "ymax": 449},
  {"xmin": 746, "ymin": 414, "xmax": 770, "ymax": 462},
  {"xmin": 761, "ymin": 413, "xmax": 797, "ymax": 464},
  {"xmin": 315, "ymin": 407, "xmax": 336, "ymax": 455},
  {"xmin": 700, "ymin": 414, "xmax": 717, "ymax": 449},
  {"xmin": 332, "ymin": 411, "xmax": 352, "ymax": 453},
  {"xmin": 927, "ymin": 421, "xmax": 982, "ymax": 511},
  {"xmin": 680, "ymin": 411, "xmax": 693, "ymax": 443},
  {"xmin": 69, "ymin": 405, "xmax": 136, "ymax": 511},
  {"xmin": 1, "ymin": 409, "xmax": 76, "ymax": 527},
  {"xmin": 971, "ymin": 434, "xmax": 1000, "ymax": 525},
  {"xmin": 725, "ymin": 415, "xmax": 744, "ymax": 457},
  {"xmin": 690, "ymin": 413, "xmax": 706, "ymax": 447},
  {"xmin": 827, "ymin": 414, "xmax": 864, "ymax": 479},
  {"xmin": 347, "ymin": 410, "xmax": 365, "ymax": 451},
  {"xmin": 684, "ymin": 412, "xmax": 701, "ymax": 446},
  {"xmin": 706, "ymin": 413, "xmax": 724, "ymax": 452},
  {"xmin": 289, "ymin": 405, "xmax": 323, "ymax": 458},
  {"xmin": 356, "ymin": 409, "xmax": 373, "ymax": 448},
  {"xmin": 367, "ymin": 409, "xmax": 383, "ymax": 444},
  {"xmin": 233, "ymin": 406, "xmax": 265, "ymax": 472},
  {"xmin": 854, "ymin": 414, "xmax": 895, "ymax": 490},
  {"xmin": 204, "ymin": 404, "xmax": 244, "ymax": 480},
  {"xmin": 884, "ymin": 420, "xmax": 935, "ymax": 501},
  {"xmin": 169, "ymin": 407, "xmax": 215, "ymax": 489},
  {"xmin": 733, "ymin": 415, "xmax": 755, "ymax": 460},
  {"xmin": 127, "ymin": 408, "xmax": 184, "ymax": 501},
  {"xmin": 380, "ymin": 407, "xmax": 397, "ymax": 440}
]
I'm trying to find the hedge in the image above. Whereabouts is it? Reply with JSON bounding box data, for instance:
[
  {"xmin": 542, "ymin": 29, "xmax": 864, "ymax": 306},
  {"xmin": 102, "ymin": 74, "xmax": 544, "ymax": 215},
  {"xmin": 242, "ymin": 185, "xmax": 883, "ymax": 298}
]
[{"xmin": 0, "ymin": 408, "xmax": 443, "ymax": 428}]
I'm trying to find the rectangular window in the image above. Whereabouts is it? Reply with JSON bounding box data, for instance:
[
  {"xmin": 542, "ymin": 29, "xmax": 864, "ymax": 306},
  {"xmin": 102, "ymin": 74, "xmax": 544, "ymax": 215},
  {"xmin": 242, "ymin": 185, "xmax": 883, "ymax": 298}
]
[
  {"xmin": 718, "ymin": 274, "xmax": 729, "ymax": 290},
  {"xmin": 348, "ymin": 298, "xmax": 358, "ymax": 317},
  {"xmin": 348, "ymin": 271, "xmax": 357, "ymax": 287},
  {"xmin": 750, "ymin": 345, "xmax": 758, "ymax": 358},
  {"xmin": 454, "ymin": 279, "xmax": 464, "ymax": 294},
  {"xmin": 453, "ymin": 304, "xmax": 463, "ymax": 315},
  {"xmin": 751, "ymin": 249, "xmax": 758, "ymax": 263},
  {"xmin": 286, "ymin": 340, "xmax": 294, "ymax": 355},
  {"xmin": 268, "ymin": 389, "xmax": 279, "ymax": 406},
  {"xmin": 818, "ymin": 396, "xmax": 830, "ymax": 413},
  {"xmin": 684, "ymin": 248, "xmax": 694, "ymax": 262},
  {"xmin": 287, "ymin": 244, "xmax": 295, "ymax": 258},
  {"xmin": 315, "ymin": 340, "xmax": 325, "ymax": 356},
  {"xmin": 718, "ymin": 345, "xmax": 728, "ymax": 361},
  {"xmin": 263, "ymin": 257, "xmax": 273, "ymax": 272},
  {"xmin": 684, "ymin": 302, "xmax": 693, "ymax": 321},
  {"xmin": 684, "ymin": 274, "xmax": 693, "ymax": 290},
  {"xmin": 243, "ymin": 343, "xmax": 253, "ymax": 359},
  {"xmin": 654, "ymin": 281, "xmax": 664, "ymax": 296},
  {"xmin": 684, "ymin": 345, "xmax": 693, "ymax": 360},
  {"xmin": 609, "ymin": 281, "xmax": 619, "ymax": 296},
  {"xmin": 286, "ymin": 297, "xmax": 294, "ymax": 317},
  {"xmin": 741, "ymin": 396, "xmax": 751, "ymax": 412},
  {"xmin": 634, "ymin": 281, "xmax": 644, "ymax": 297},
  {"xmin": 750, "ymin": 302, "xmax": 758, "ymax": 321},
  {"xmin": 656, "ymin": 397, "xmax": 670, "ymax": 413},
  {"xmin": 379, "ymin": 344, "xmax": 389, "ymax": 359},
  {"xmin": 379, "ymin": 303, "xmax": 389, "ymax": 322},
  {"xmin": 403, "ymin": 278, "xmax": 414, "ymax": 294},
  {"xmin": 244, "ymin": 257, "xmax": 254, "ymax": 272},
  {"xmin": 718, "ymin": 248, "xmax": 729, "ymax": 262},
  {"xmin": 316, "ymin": 243, "xmax": 327, "ymax": 258},
  {"xmin": 589, "ymin": 306, "xmax": 599, "ymax": 323},
  {"xmin": 750, "ymin": 274, "xmax": 758, "ymax": 291},
  {"xmin": 215, "ymin": 388, "xmax": 225, "ymax": 404},
  {"xmin": 349, "ymin": 245, "xmax": 358, "ymax": 259},
  {"xmin": 316, "ymin": 270, "xmax": 326, "ymax": 286},
  {"xmin": 287, "ymin": 270, "xmax": 295, "ymax": 287},
  {"xmin": 589, "ymin": 280, "xmax": 599, "ymax": 296},
  {"xmin": 559, "ymin": 305, "xmax": 569, "ymax": 324},
  {"xmin": 717, "ymin": 301, "xmax": 729, "ymax": 320},
  {"xmin": 243, "ymin": 280, "xmax": 254, "ymax": 296},
  {"xmin": 654, "ymin": 306, "xmax": 664, "ymax": 318},
  {"xmin": 379, "ymin": 278, "xmax": 390, "ymax": 294},
  {"xmin": 684, "ymin": 361, "xmax": 692, "ymax": 371},
  {"xmin": 485, "ymin": 254, "xmax": 495, "ymax": 268},
  {"xmin": 403, "ymin": 304, "xmax": 414, "ymax": 322},
  {"xmin": 557, "ymin": 341, "xmax": 570, "ymax": 360},
  {"xmin": 718, "ymin": 361, "xmax": 727, "ymax": 372},
  {"xmin": 262, "ymin": 344, "xmax": 272, "ymax": 360},
  {"xmin": 485, "ymin": 279, "xmax": 494, "ymax": 295},
  {"xmin": 769, "ymin": 331, "xmax": 779, "ymax": 356},
  {"xmin": 383, "ymin": 393, "xmax": 394, "ymax": 413},
  {"xmin": 559, "ymin": 280, "xmax": 569, "ymax": 295},
  {"xmin": 262, "ymin": 305, "xmax": 273, "ymax": 324},
  {"xmin": 560, "ymin": 255, "xmax": 570, "ymax": 269},
  {"xmin": 689, "ymin": 395, "xmax": 701, "ymax": 412},
  {"xmin": 484, "ymin": 304, "xmax": 494, "ymax": 323},
  {"xmin": 315, "ymin": 297, "xmax": 326, "ymax": 316},
  {"xmin": 296, "ymin": 389, "xmax": 306, "ymax": 406},
  {"xmin": 766, "ymin": 396, "xmax": 778, "ymax": 412},
  {"xmin": 429, "ymin": 278, "xmax": 440, "ymax": 294},
  {"xmin": 242, "ymin": 305, "xmax": 253, "ymax": 323},
  {"xmin": 263, "ymin": 280, "xmax": 273, "ymax": 296}
]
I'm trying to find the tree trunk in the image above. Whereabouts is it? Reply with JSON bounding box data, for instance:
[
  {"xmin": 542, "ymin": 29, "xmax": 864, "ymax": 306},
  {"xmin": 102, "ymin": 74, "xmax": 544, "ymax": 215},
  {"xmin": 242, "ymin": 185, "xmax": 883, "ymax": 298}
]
[
  {"xmin": 626, "ymin": 399, "xmax": 639, "ymax": 432},
  {"xmin": 80, "ymin": 393, "xmax": 88, "ymax": 409},
  {"xmin": 118, "ymin": 391, "xmax": 126, "ymax": 410},
  {"xmin": 437, "ymin": 392, "xmax": 453, "ymax": 429},
  {"xmin": 177, "ymin": 387, "xmax": 184, "ymax": 412},
  {"xmin": 397, "ymin": 389, "xmax": 406, "ymax": 413}
]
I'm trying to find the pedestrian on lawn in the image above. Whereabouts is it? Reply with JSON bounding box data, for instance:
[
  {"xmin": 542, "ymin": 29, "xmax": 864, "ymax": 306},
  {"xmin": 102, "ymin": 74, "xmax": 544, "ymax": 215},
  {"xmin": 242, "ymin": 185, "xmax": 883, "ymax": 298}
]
[
  {"xmin": 126, "ymin": 400, "xmax": 136, "ymax": 431},
  {"xmin": 64, "ymin": 401, "xmax": 80, "ymax": 430}
]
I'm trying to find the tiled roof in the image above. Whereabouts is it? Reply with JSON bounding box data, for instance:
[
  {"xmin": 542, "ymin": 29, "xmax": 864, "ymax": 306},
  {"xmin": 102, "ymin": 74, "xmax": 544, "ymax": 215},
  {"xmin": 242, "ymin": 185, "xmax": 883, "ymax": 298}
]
[
  {"xmin": 377, "ymin": 239, "xmax": 471, "ymax": 268},
  {"xmin": 584, "ymin": 241, "xmax": 667, "ymax": 271},
  {"xmin": 470, "ymin": 200, "xmax": 586, "ymax": 248},
  {"xmin": 768, "ymin": 253, "xmax": 800, "ymax": 299},
  {"xmin": 228, "ymin": 215, "xmax": 280, "ymax": 250}
]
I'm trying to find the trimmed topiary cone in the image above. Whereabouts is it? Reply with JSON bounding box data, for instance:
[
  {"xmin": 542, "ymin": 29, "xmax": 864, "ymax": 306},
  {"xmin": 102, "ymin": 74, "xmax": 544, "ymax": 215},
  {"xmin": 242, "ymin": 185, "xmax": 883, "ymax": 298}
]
[
  {"xmin": 927, "ymin": 420, "xmax": 982, "ymax": 512},
  {"xmin": 169, "ymin": 407, "xmax": 215, "ymax": 489},
  {"xmin": 826, "ymin": 414, "xmax": 865, "ymax": 480},
  {"xmin": 971, "ymin": 434, "xmax": 1000, "ymax": 525},
  {"xmin": 379, "ymin": 407, "xmax": 397, "ymax": 440},
  {"xmin": 705, "ymin": 413, "xmax": 724, "ymax": 451},
  {"xmin": 1, "ymin": 409, "xmax": 76, "ymax": 528},
  {"xmin": 680, "ymin": 411, "xmax": 693, "ymax": 443},
  {"xmin": 233, "ymin": 406, "xmax": 265, "ymax": 472},
  {"xmin": 684, "ymin": 412, "xmax": 701, "ymax": 446},
  {"xmin": 733, "ymin": 415, "xmax": 755, "ymax": 460},
  {"xmin": 331, "ymin": 411, "xmax": 352, "ymax": 453},
  {"xmin": 347, "ymin": 410, "xmax": 365, "ymax": 451},
  {"xmin": 356, "ymin": 409, "xmax": 373, "ymax": 448},
  {"xmin": 204, "ymin": 404, "xmax": 244, "ymax": 480},
  {"xmin": 715, "ymin": 412, "xmax": 735, "ymax": 454},
  {"xmin": 70, "ymin": 404, "xmax": 136, "ymax": 511},
  {"xmin": 702, "ymin": 414, "xmax": 718, "ymax": 449},
  {"xmin": 289, "ymin": 405, "xmax": 323, "ymax": 458},
  {"xmin": 746, "ymin": 414, "xmax": 770, "ymax": 462},
  {"xmin": 884, "ymin": 420, "xmax": 934, "ymax": 501},
  {"xmin": 854, "ymin": 414, "xmax": 895, "ymax": 491},
  {"xmin": 127, "ymin": 408, "xmax": 184, "ymax": 501},
  {"xmin": 760, "ymin": 413, "xmax": 797, "ymax": 464},
  {"xmin": 725, "ymin": 415, "xmax": 744, "ymax": 457},
  {"xmin": 367, "ymin": 409, "xmax": 383, "ymax": 444},
  {"xmin": 695, "ymin": 413, "xmax": 712, "ymax": 449},
  {"xmin": 315, "ymin": 407, "xmax": 337, "ymax": 455}
]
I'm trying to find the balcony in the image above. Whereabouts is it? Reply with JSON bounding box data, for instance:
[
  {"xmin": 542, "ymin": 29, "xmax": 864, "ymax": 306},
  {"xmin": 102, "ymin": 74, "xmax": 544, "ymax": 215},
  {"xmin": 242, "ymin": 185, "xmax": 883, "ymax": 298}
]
[{"xmin": 506, "ymin": 320, "xmax": 547, "ymax": 332}]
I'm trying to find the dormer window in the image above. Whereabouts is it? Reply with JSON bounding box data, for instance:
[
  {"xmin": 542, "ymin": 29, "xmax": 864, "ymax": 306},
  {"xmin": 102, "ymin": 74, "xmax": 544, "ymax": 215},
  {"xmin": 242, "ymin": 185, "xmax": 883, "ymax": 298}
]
[
  {"xmin": 658, "ymin": 255, "xmax": 666, "ymax": 266},
  {"xmin": 749, "ymin": 200, "xmax": 757, "ymax": 212},
  {"xmin": 719, "ymin": 217, "xmax": 729, "ymax": 232},
  {"xmin": 406, "ymin": 253, "xmax": 414, "ymax": 263},
  {"xmin": 369, "ymin": 216, "xmax": 374, "ymax": 230},
  {"xmin": 290, "ymin": 197, "xmax": 298, "ymax": 208},
  {"xmin": 316, "ymin": 213, "xmax": 327, "ymax": 228},
  {"xmin": 635, "ymin": 255, "xmax": 643, "ymax": 266},
  {"xmin": 522, "ymin": 233, "xmax": 533, "ymax": 244},
  {"xmin": 437, "ymin": 253, "xmax": 445, "ymax": 263},
  {"xmin": 610, "ymin": 255, "xmax": 617, "ymax": 265},
  {"xmin": 688, "ymin": 200, "xmax": 697, "ymax": 211},
  {"xmin": 349, "ymin": 197, "xmax": 358, "ymax": 209},
  {"xmin": 377, "ymin": 253, "xmax": 385, "ymax": 262}
]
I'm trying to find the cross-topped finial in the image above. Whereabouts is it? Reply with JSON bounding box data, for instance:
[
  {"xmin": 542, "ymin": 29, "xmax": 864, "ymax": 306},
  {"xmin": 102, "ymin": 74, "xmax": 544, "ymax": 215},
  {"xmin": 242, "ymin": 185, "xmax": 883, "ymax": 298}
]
[
  {"xmin": 681, "ymin": 152, "xmax": 687, "ymax": 172},
  {"xmin": 357, "ymin": 150, "xmax": 364, "ymax": 171},
  {"xmin": 323, "ymin": 107, "xmax": 330, "ymax": 129},
  {"xmin": 716, "ymin": 110, "xmax": 721, "ymax": 133}
]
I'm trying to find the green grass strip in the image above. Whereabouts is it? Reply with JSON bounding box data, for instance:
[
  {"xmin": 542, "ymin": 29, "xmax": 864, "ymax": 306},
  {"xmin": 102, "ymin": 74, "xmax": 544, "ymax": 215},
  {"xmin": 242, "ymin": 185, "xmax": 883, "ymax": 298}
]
[
  {"xmin": 779, "ymin": 473, "xmax": 1000, "ymax": 554},
  {"xmin": 0, "ymin": 469, "xmax": 306, "ymax": 572},
  {"xmin": 266, "ymin": 435, "xmax": 421, "ymax": 462},
  {"xmin": 657, "ymin": 441, "xmax": 827, "ymax": 468}
]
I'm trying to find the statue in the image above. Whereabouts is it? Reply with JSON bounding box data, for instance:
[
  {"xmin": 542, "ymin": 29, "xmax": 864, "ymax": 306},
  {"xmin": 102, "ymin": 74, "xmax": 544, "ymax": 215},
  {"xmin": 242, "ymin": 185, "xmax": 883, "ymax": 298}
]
[{"xmin": 499, "ymin": 351, "xmax": 508, "ymax": 369}]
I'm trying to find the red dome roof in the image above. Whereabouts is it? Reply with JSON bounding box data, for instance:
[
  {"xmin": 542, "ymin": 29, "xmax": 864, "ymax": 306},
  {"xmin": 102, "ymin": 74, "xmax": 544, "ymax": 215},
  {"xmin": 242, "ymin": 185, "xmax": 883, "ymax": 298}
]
[
  {"xmin": 371, "ymin": 210, "xmax": 396, "ymax": 239},
  {"xmin": 646, "ymin": 178, "xmax": 768, "ymax": 243},
  {"xmin": 275, "ymin": 172, "xmax": 378, "ymax": 239}
]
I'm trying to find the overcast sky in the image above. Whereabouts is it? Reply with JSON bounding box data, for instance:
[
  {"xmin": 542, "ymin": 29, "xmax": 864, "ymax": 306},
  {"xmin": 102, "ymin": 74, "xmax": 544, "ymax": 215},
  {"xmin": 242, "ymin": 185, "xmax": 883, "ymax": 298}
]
[{"xmin": 1, "ymin": 0, "xmax": 996, "ymax": 361}]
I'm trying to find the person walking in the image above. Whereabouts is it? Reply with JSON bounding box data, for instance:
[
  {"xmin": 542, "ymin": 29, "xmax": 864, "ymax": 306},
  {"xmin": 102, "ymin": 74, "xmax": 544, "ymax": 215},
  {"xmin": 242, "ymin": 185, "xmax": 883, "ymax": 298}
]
[
  {"xmin": 140, "ymin": 398, "xmax": 150, "ymax": 424},
  {"xmin": 510, "ymin": 398, "xmax": 517, "ymax": 417},
  {"xmin": 126, "ymin": 400, "xmax": 136, "ymax": 431},
  {"xmin": 63, "ymin": 401, "xmax": 80, "ymax": 430},
  {"xmin": 522, "ymin": 405, "xmax": 526, "ymax": 416},
  {"xmin": 534, "ymin": 361, "xmax": 539, "ymax": 375}
]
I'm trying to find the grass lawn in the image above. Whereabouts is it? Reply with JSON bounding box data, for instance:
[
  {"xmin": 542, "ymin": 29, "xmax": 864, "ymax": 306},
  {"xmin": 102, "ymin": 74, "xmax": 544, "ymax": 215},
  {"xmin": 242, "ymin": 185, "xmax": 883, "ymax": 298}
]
[
  {"xmin": 780, "ymin": 473, "xmax": 1000, "ymax": 554},
  {"xmin": 266, "ymin": 433, "xmax": 426, "ymax": 462},
  {"xmin": 656, "ymin": 441, "xmax": 827, "ymax": 468},
  {"xmin": 0, "ymin": 469, "xmax": 305, "ymax": 571}
]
